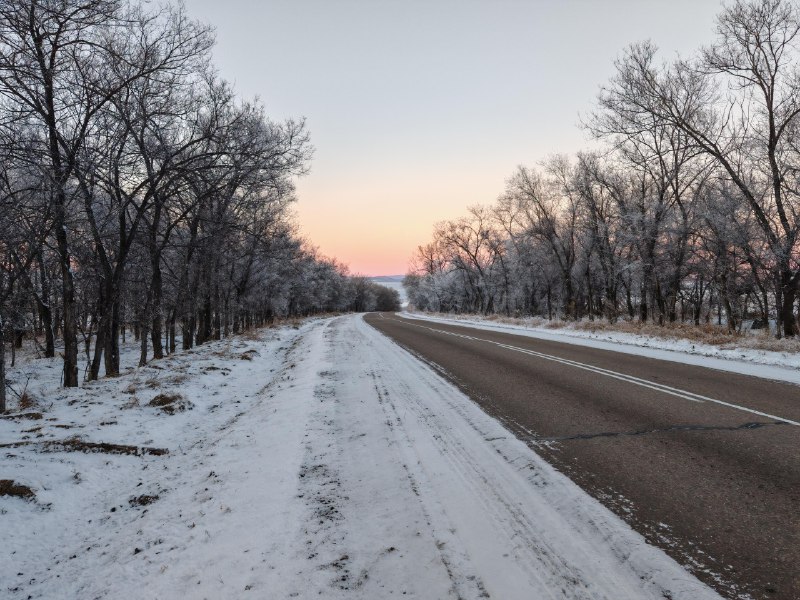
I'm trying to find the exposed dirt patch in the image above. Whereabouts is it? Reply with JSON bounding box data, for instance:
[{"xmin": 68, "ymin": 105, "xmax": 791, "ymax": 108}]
[
  {"xmin": 45, "ymin": 440, "xmax": 169, "ymax": 456},
  {"xmin": 0, "ymin": 412, "xmax": 43, "ymax": 421},
  {"xmin": 129, "ymin": 494, "xmax": 159, "ymax": 507},
  {"xmin": 148, "ymin": 393, "xmax": 193, "ymax": 415},
  {"xmin": 0, "ymin": 479, "xmax": 36, "ymax": 501},
  {"xmin": 0, "ymin": 439, "xmax": 168, "ymax": 456}
]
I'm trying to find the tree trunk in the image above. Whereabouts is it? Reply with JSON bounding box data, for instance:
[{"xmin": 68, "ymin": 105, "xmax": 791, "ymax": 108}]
[
  {"xmin": 89, "ymin": 283, "xmax": 107, "ymax": 381},
  {"xmin": 167, "ymin": 310, "xmax": 176, "ymax": 354},
  {"xmin": 213, "ymin": 284, "xmax": 221, "ymax": 340},
  {"xmin": 40, "ymin": 301, "xmax": 55, "ymax": 358},
  {"xmin": 182, "ymin": 314, "xmax": 195, "ymax": 350},
  {"xmin": 138, "ymin": 287, "xmax": 153, "ymax": 367},
  {"xmin": 89, "ymin": 323, "xmax": 105, "ymax": 381},
  {"xmin": 0, "ymin": 316, "xmax": 5, "ymax": 413},
  {"xmin": 56, "ymin": 208, "xmax": 79, "ymax": 387},
  {"xmin": 139, "ymin": 323, "xmax": 149, "ymax": 367},
  {"xmin": 104, "ymin": 297, "xmax": 121, "ymax": 376},
  {"xmin": 200, "ymin": 293, "xmax": 212, "ymax": 344},
  {"xmin": 775, "ymin": 278, "xmax": 784, "ymax": 339},
  {"xmin": 150, "ymin": 256, "xmax": 164, "ymax": 359},
  {"xmin": 780, "ymin": 271, "xmax": 799, "ymax": 337},
  {"xmin": 639, "ymin": 281, "xmax": 648, "ymax": 323}
]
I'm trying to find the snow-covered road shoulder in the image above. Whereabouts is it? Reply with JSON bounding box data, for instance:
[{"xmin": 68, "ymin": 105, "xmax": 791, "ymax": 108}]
[{"xmin": 3, "ymin": 315, "xmax": 721, "ymax": 599}]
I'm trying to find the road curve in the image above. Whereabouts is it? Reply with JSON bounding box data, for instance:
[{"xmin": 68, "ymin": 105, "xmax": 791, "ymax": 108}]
[{"xmin": 364, "ymin": 312, "xmax": 800, "ymax": 600}]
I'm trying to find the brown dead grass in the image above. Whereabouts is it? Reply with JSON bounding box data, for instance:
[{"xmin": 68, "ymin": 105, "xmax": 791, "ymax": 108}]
[
  {"xmin": 239, "ymin": 329, "xmax": 267, "ymax": 341},
  {"xmin": 0, "ymin": 438, "xmax": 168, "ymax": 456},
  {"xmin": 567, "ymin": 319, "xmax": 800, "ymax": 352},
  {"xmin": 120, "ymin": 396, "xmax": 140, "ymax": 410},
  {"xmin": 0, "ymin": 412, "xmax": 43, "ymax": 421},
  {"xmin": 420, "ymin": 312, "xmax": 800, "ymax": 354},
  {"xmin": 165, "ymin": 372, "xmax": 189, "ymax": 385},
  {"xmin": 0, "ymin": 479, "xmax": 36, "ymax": 501},
  {"xmin": 210, "ymin": 345, "xmax": 234, "ymax": 358},
  {"xmin": 148, "ymin": 393, "xmax": 192, "ymax": 415},
  {"xmin": 18, "ymin": 391, "xmax": 38, "ymax": 411}
]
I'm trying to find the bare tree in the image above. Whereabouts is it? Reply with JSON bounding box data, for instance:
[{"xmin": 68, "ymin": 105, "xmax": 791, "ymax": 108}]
[{"xmin": 602, "ymin": 1, "xmax": 800, "ymax": 335}]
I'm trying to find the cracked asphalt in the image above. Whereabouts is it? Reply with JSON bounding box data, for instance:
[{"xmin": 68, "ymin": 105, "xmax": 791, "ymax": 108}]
[{"xmin": 365, "ymin": 313, "xmax": 800, "ymax": 600}]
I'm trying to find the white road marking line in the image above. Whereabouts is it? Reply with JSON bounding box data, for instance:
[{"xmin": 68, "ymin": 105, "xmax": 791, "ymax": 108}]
[{"xmin": 385, "ymin": 317, "xmax": 800, "ymax": 427}]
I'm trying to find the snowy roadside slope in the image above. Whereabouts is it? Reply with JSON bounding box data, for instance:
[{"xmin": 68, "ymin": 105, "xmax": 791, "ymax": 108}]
[
  {"xmin": 401, "ymin": 311, "xmax": 800, "ymax": 386},
  {"xmin": 3, "ymin": 315, "xmax": 721, "ymax": 599},
  {"xmin": 1, "ymin": 322, "xmax": 317, "ymax": 599}
]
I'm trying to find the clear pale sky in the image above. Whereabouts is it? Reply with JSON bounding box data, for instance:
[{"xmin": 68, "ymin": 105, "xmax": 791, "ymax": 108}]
[{"xmin": 183, "ymin": 0, "xmax": 722, "ymax": 276}]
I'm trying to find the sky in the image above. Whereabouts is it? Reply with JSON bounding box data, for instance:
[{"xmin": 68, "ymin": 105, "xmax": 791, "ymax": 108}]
[{"xmin": 183, "ymin": 0, "xmax": 723, "ymax": 276}]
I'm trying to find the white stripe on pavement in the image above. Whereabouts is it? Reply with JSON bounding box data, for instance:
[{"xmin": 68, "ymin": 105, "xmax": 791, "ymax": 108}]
[{"xmin": 386, "ymin": 317, "xmax": 800, "ymax": 427}]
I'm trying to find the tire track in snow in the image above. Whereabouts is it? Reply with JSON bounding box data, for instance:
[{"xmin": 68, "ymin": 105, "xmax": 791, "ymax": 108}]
[{"xmin": 370, "ymin": 369, "xmax": 490, "ymax": 600}]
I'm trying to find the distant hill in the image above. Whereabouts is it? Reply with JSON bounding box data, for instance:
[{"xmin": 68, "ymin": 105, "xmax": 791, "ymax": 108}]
[{"xmin": 370, "ymin": 276, "xmax": 407, "ymax": 307}]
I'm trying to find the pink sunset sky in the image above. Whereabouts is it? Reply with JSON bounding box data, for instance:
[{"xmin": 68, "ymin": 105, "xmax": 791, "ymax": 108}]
[{"xmin": 184, "ymin": 0, "xmax": 721, "ymax": 276}]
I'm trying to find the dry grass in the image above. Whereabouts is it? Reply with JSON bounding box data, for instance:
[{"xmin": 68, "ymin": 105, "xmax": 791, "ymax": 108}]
[
  {"xmin": 47, "ymin": 439, "xmax": 168, "ymax": 456},
  {"xmin": 0, "ymin": 411, "xmax": 43, "ymax": 421},
  {"xmin": 0, "ymin": 479, "xmax": 36, "ymax": 501},
  {"xmin": 239, "ymin": 328, "xmax": 267, "ymax": 341},
  {"xmin": 235, "ymin": 314, "xmax": 309, "ymax": 339},
  {"xmin": 18, "ymin": 391, "xmax": 38, "ymax": 411},
  {"xmin": 148, "ymin": 393, "xmax": 192, "ymax": 415},
  {"xmin": 567, "ymin": 319, "xmax": 800, "ymax": 352},
  {"xmin": 120, "ymin": 396, "xmax": 140, "ymax": 410},
  {"xmin": 0, "ymin": 438, "xmax": 168, "ymax": 456},
  {"xmin": 210, "ymin": 345, "xmax": 235, "ymax": 358},
  {"xmin": 418, "ymin": 311, "xmax": 800, "ymax": 353},
  {"xmin": 166, "ymin": 372, "xmax": 189, "ymax": 385},
  {"xmin": 239, "ymin": 349, "xmax": 259, "ymax": 361}
]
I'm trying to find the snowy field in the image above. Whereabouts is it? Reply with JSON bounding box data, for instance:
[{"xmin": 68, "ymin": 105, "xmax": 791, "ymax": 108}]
[
  {"xmin": 371, "ymin": 276, "xmax": 408, "ymax": 306},
  {"xmin": 401, "ymin": 312, "xmax": 800, "ymax": 386},
  {"xmin": 2, "ymin": 315, "xmax": 721, "ymax": 599}
]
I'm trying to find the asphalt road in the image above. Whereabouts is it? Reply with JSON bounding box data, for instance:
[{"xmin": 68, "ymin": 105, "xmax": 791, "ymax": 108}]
[{"xmin": 364, "ymin": 312, "xmax": 800, "ymax": 600}]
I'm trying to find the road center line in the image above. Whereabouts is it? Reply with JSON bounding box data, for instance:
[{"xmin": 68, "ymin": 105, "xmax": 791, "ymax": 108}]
[{"xmin": 386, "ymin": 316, "xmax": 800, "ymax": 427}]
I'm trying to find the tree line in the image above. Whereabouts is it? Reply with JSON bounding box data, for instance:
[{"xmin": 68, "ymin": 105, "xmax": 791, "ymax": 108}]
[
  {"xmin": 405, "ymin": 0, "xmax": 800, "ymax": 339},
  {"xmin": 0, "ymin": 0, "xmax": 398, "ymax": 410}
]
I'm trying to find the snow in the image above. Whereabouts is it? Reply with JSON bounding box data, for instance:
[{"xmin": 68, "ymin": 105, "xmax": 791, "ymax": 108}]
[
  {"xmin": 400, "ymin": 312, "xmax": 800, "ymax": 386},
  {"xmin": 2, "ymin": 315, "xmax": 721, "ymax": 599}
]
